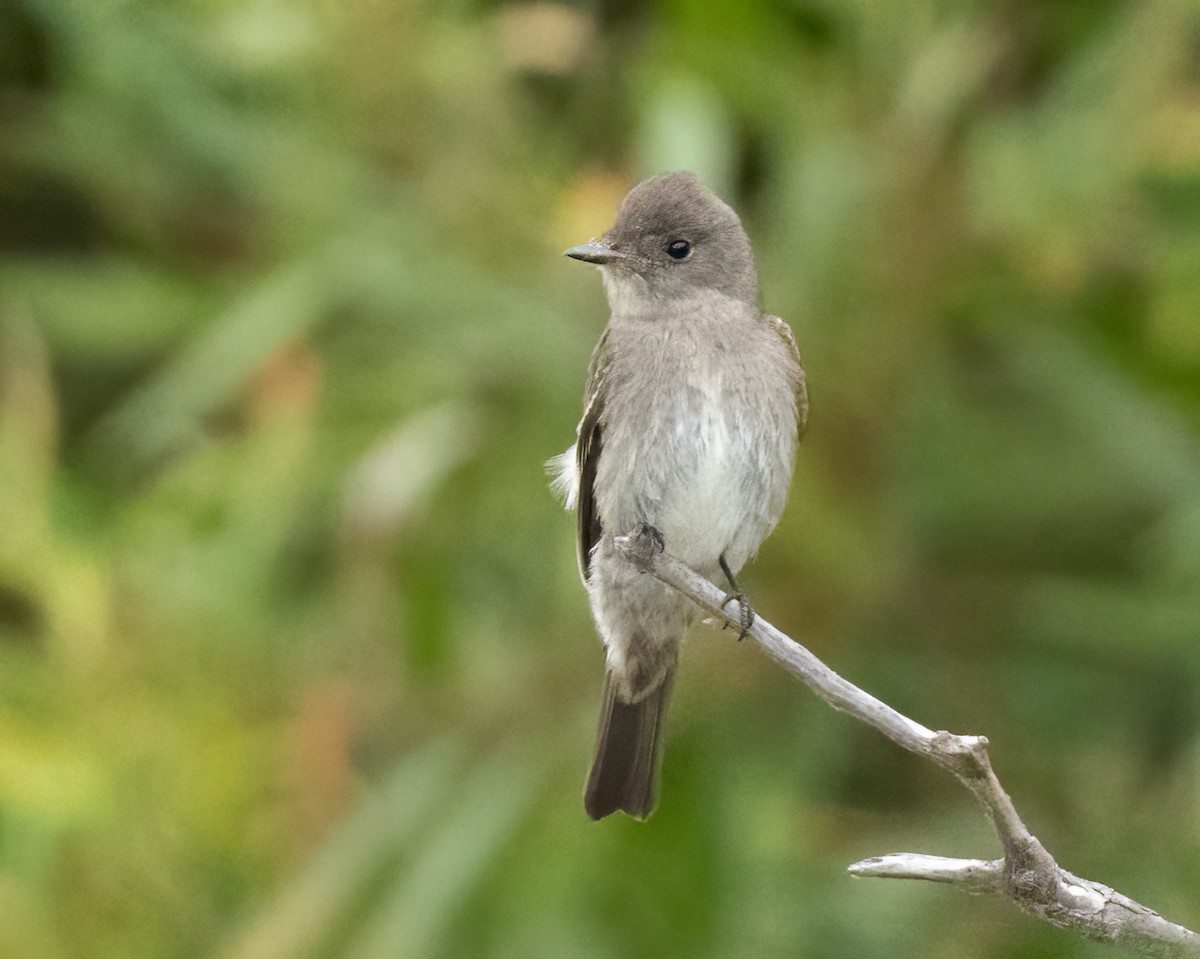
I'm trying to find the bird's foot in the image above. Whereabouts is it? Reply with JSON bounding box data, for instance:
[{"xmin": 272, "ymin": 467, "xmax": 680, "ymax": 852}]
[
  {"xmin": 718, "ymin": 553, "xmax": 755, "ymax": 641},
  {"xmin": 632, "ymin": 523, "xmax": 665, "ymax": 554},
  {"xmin": 720, "ymin": 590, "xmax": 755, "ymax": 640}
]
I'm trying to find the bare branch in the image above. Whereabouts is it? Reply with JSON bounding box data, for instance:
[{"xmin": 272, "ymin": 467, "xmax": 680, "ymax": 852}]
[
  {"xmin": 612, "ymin": 528, "xmax": 1200, "ymax": 958},
  {"xmin": 848, "ymin": 854, "xmax": 1004, "ymax": 893}
]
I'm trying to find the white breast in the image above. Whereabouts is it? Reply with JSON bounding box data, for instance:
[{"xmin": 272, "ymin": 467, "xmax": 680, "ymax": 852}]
[
  {"xmin": 590, "ymin": 293, "xmax": 798, "ymax": 579},
  {"xmin": 659, "ymin": 374, "xmax": 781, "ymax": 575}
]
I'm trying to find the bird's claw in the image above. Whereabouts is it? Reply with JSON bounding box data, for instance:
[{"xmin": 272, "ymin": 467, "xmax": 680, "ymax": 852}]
[
  {"xmin": 717, "ymin": 553, "xmax": 754, "ymax": 640},
  {"xmin": 633, "ymin": 523, "xmax": 665, "ymax": 553},
  {"xmin": 720, "ymin": 591, "xmax": 755, "ymax": 641}
]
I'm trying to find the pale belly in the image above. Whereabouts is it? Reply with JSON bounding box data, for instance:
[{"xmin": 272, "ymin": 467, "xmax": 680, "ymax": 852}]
[
  {"xmin": 599, "ymin": 382, "xmax": 788, "ymax": 578},
  {"xmin": 589, "ymin": 302, "xmax": 798, "ymax": 587},
  {"xmin": 657, "ymin": 412, "xmax": 756, "ymax": 571}
]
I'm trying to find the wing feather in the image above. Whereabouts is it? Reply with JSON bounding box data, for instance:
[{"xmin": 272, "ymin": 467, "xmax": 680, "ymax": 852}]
[
  {"xmin": 767, "ymin": 314, "xmax": 808, "ymax": 438},
  {"xmin": 576, "ymin": 330, "xmax": 611, "ymax": 581}
]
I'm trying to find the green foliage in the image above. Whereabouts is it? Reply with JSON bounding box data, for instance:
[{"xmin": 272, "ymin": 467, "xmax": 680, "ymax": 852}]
[{"xmin": 1, "ymin": 0, "xmax": 1199, "ymax": 956}]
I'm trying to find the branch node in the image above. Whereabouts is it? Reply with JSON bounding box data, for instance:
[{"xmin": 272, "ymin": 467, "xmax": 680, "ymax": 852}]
[
  {"xmin": 1005, "ymin": 836, "xmax": 1059, "ymax": 904},
  {"xmin": 930, "ymin": 730, "xmax": 989, "ymax": 779}
]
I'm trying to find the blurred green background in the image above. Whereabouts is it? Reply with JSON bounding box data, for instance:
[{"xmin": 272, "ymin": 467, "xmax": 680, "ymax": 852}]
[{"xmin": 1, "ymin": 0, "xmax": 1199, "ymax": 956}]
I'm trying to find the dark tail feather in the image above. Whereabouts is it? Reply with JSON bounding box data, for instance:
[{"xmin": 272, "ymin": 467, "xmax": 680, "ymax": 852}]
[{"xmin": 584, "ymin": 669, "xmax": 674, "ymax": 821}]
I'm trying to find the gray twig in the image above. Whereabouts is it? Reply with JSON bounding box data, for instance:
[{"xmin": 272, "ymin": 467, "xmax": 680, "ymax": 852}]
[{"xmin": 613, "ymin": 528, "xmax": 1200, "ymax": 958}]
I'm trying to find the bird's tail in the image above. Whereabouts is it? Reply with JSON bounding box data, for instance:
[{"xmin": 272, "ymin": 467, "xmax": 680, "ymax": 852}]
[{"xmin": 584, "ymin": 667, "xmax": 675, "ymax": 821}]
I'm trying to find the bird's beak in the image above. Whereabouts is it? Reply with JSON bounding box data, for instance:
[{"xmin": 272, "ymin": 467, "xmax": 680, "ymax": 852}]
[{"xmin": 564, "ymin": 240, "xmax": 630, "ymax": 265}]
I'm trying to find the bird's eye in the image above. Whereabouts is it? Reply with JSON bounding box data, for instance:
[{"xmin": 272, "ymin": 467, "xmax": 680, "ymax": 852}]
[{"xmin": 666, "ymin": 239, "xmax": 692, "ymax": 260}]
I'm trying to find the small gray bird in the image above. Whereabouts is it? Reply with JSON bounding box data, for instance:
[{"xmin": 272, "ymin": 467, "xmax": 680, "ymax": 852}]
[{"xmin": 550, "ymin": 171, "xmax": 808, "ymax": 820}]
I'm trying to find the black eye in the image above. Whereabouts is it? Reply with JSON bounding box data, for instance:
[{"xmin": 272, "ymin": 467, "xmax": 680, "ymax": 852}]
[{"xmin": 666, "ymin": 239, "xmax": 692, "ymax": 260}]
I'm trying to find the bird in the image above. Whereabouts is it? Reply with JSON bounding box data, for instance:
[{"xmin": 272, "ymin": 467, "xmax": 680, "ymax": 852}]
[{"xmin": 549, "ymin": 171, "xmax": 808, "ymax": 820}]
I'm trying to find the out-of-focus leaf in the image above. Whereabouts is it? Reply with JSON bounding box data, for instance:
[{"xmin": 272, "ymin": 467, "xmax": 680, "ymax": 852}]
[
  {"xmin": 1148, "ymin": 239, "xmax": 1200, "ymax": 365},
  {"xmin": 344, "ymin": 748, "xmax": 538, "ymax": 959},
  {"xmin": 82, "ymin": 246, "xmax": 344, "ymax": 482},
  {"xmin": 220, "ymin": 741, "xmax": 464, "ymax": 959},
  {"xmin": 1020, "ymin": 575, "xmax": 1200, "ymax": 660},
  {"xmin": 634, "ymin": 73, "xmax": 737, "ymax": 195},
  {"xmin": 341, "ymin": 402, "xmax": 480, "ymax": 541}
]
